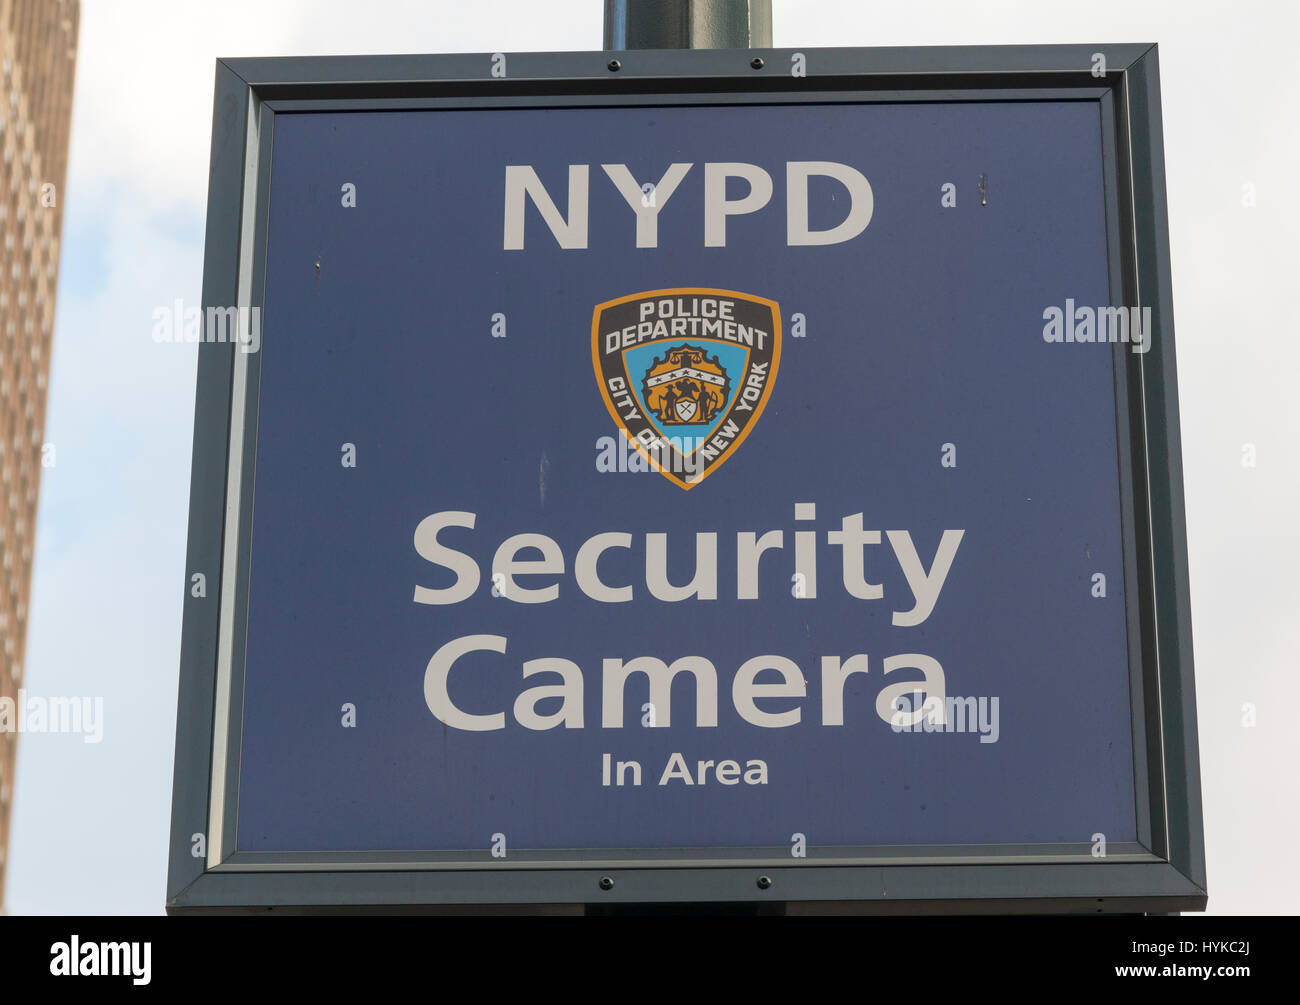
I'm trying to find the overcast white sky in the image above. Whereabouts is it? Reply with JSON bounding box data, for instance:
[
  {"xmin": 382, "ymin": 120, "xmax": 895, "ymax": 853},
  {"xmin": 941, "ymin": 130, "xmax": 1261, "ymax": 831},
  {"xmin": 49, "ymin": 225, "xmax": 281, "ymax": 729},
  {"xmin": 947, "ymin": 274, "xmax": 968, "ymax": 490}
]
[{"xmin": 6, "ymin": 0, "xmax": 1298, "ymax": 915}]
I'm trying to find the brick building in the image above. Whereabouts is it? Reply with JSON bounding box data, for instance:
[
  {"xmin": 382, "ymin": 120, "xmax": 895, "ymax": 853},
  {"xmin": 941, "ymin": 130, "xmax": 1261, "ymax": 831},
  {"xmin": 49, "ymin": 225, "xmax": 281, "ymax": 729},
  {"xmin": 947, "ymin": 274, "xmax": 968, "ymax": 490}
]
[{"xmin": 0, "ymin": 0, "xmax": 79, "ymax": 908}]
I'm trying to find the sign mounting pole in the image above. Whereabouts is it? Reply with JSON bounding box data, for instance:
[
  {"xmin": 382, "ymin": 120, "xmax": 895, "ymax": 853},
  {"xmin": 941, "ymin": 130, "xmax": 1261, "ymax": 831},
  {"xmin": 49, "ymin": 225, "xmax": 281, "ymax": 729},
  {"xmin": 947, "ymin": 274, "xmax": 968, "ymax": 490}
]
[{"xmin": 603, "ymin": 0, "xmax": 772, "ymax": 50}]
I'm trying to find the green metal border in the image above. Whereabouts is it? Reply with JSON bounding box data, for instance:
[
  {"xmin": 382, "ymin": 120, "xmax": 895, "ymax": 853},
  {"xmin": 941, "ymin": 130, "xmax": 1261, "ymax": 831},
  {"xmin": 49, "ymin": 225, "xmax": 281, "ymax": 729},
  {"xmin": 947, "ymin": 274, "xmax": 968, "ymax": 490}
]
[{"xmin": 167, "ymin": 44, "xmax": 1204, "ymax": 913}]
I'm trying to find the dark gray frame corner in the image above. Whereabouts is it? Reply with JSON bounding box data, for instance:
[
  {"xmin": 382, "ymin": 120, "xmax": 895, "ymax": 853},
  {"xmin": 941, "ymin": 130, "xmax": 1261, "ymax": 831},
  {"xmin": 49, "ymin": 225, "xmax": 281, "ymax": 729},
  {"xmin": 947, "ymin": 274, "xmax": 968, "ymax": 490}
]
[{"xmin": 166, "ymin": 44, "xmax": 1205, "ymax": 914}]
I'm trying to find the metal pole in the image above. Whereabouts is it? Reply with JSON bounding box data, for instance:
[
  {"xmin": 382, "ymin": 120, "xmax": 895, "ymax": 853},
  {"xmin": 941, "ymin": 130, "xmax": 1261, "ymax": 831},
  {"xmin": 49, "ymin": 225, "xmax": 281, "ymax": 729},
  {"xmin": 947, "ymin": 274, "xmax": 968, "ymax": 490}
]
[{"xmin": 603, "ymin": 0, "xmax": 771, "ymax": 50}]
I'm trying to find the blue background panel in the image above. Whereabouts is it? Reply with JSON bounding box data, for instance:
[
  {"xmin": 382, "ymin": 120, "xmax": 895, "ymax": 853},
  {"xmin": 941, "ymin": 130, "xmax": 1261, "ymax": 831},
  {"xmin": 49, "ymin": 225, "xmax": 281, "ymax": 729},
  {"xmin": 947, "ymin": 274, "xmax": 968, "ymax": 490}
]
[{"xmin": 234, "ymin": 101, "xmax": 1134, "ymax": 853}]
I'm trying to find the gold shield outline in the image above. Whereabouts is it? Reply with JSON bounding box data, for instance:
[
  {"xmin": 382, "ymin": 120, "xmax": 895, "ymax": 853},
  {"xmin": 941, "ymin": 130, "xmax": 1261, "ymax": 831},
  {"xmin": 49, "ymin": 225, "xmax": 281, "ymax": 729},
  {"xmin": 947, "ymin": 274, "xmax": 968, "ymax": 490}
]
[{"xmin": 591, "ymin": 287, "xmax": 782, "ymax": 490}]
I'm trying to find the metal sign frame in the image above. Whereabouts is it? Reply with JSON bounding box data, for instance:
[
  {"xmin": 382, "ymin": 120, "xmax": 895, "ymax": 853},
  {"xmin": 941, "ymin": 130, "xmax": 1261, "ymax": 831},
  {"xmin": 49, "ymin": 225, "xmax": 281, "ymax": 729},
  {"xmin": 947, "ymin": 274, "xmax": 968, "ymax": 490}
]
[{"xmin": 167, "ymin": 44, "xmax": 1205, "ymax": 914}]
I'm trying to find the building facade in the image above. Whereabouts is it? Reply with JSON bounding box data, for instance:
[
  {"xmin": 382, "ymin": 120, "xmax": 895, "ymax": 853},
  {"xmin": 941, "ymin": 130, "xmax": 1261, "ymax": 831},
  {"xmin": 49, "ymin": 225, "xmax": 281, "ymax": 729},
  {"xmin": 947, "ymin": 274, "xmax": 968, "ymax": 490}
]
[{"xmin": 0, "ymin": 0, "xmax": 79, "ymax": 908}]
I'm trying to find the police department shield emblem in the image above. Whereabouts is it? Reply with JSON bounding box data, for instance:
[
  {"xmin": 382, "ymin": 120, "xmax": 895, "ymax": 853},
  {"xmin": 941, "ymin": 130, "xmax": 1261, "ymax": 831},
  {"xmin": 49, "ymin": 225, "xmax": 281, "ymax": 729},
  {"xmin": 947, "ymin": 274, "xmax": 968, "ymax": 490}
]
[{"xmin": 592, "ymin": 288, "xmax": 781, "ymax": 489}]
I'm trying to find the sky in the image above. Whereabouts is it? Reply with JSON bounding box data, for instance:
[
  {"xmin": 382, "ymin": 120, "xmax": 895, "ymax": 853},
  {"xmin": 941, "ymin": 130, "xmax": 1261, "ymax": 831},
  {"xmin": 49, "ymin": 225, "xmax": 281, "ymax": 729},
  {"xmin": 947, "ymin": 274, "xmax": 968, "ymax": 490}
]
[{"xmin": 6, "ymin": 0, "xmax": 1298, "ymax": 914}]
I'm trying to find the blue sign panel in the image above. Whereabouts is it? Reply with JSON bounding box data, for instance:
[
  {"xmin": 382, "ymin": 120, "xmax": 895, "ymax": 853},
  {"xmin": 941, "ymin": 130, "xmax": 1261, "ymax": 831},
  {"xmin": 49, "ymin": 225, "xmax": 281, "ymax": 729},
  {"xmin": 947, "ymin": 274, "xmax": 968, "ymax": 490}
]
[{"xmin": 233, "ymin": 99, "xmax": 1135, "ymax": 857}]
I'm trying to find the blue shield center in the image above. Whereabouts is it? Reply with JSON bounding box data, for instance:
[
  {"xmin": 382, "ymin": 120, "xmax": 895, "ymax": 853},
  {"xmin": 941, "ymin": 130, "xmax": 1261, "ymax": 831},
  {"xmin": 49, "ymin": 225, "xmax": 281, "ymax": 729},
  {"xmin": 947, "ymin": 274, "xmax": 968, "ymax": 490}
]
[{"xmin": 624, "ymin": 339, "xmax": 750, "ymax": 455}]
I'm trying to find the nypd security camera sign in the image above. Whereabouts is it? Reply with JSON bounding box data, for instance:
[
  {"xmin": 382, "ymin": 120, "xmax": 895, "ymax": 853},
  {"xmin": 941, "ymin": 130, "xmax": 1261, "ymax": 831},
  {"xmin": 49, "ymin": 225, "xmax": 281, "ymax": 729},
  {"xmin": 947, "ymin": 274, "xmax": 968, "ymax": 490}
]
[{"xmin": 167, "ymin": 45, "xmax": 1205, "ymax": 913}]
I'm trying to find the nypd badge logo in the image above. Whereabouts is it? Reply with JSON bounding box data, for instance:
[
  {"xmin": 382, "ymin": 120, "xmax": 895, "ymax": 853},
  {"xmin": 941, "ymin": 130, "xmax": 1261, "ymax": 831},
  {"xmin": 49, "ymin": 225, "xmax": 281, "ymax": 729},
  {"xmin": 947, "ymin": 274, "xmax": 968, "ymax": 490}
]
[{"xmin": 592, "ymin": 288, "xmax": 781, "ymax": 489}]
